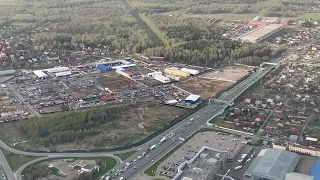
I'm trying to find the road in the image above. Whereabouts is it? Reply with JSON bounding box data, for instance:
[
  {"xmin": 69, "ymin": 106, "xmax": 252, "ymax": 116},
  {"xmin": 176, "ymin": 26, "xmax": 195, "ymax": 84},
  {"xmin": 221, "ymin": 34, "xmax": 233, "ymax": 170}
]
[
  {"xmin": 0, "ymin": 149, "xmax": 15, "ymax": 180},
  {"xmin": 6, "ymin": 84, "xmax": 41, "ymax": 117},
  {"xmin": 15, "ymin": 154, "xmax": 123, "ymax": 180},
  {"xmin": 105, "ymin": 65, "xmax": 275, "ymax": 180}
]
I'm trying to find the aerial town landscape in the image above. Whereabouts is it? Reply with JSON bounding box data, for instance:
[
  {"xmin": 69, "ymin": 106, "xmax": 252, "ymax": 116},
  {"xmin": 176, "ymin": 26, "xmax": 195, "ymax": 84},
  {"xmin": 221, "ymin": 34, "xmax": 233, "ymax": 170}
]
[{"xmin": 1, "ymin": 0, "xmax": 320, "ymax": 180}]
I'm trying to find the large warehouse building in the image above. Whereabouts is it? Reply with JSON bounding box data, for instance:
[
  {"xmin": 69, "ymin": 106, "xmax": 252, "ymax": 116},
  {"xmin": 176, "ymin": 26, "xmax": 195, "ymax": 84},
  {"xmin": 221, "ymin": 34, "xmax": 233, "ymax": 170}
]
[
  {"xmin": 243, "ymin": 148, "xmax": 300, "ymax": 180},
  {"xmin": 239, "ymin": 24, "xmax": 285, "ymax": 43}
]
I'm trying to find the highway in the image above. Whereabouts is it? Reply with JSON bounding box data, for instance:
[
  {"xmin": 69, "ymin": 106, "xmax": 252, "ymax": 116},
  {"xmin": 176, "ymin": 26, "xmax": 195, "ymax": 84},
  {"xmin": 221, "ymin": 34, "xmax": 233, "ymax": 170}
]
[
  {"xmin": 0, "ymin": 149, "xmax": 15, "ymax": 180},
  {"xmin": 104, "ymin": 65, "xmax": 275, "ymax": 180}
]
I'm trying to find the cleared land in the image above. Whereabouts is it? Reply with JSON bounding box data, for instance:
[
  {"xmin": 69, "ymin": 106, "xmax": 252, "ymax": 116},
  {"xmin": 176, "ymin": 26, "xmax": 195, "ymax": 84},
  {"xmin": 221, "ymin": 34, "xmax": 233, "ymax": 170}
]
[
  {"xmin": 176, "ymin": 77, "xmax": 232, "ymax": 99},
  {"xmin": 201, "ymin": 66, "xmax": 252, "ymax": 83},
  {"xmin": 0, "ymin": 103, "xmax": 187, "ymax": 150}
]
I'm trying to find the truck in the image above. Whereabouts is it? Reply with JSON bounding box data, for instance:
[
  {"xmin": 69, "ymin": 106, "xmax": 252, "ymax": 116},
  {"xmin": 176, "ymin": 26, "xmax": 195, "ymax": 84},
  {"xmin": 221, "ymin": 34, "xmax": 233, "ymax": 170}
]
[
  {"xmin": 235, "ymin": 166, "xmax": 242, "ymax": 170},
  {"xmin": 150, "ymin": 144, "xmax": 157, "ymax": 150},
  {"xmin": 160, "ymin": 137, "xmax": 167, "ymax": 143}
]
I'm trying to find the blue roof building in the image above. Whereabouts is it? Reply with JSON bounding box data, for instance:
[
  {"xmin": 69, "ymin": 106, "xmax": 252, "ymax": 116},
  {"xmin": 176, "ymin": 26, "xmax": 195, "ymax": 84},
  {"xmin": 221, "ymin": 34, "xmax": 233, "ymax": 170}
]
[
  {"xmin": 311, "ymin": 159, "xmax": 320, "ymax": 180},
  {"xmin": 184, "ymin": 94, "xmax": 200, "ymax": 104}
]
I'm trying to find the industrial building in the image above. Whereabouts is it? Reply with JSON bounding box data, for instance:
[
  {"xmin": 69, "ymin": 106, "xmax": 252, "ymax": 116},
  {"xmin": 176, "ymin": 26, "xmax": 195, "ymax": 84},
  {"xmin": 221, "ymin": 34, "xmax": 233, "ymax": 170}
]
[
  {"xmin": 180, "ymin": 68, "xmax": 199, "ymax": 75},
  {"xmin": 154, "ymin": 74, "xmax": 171, "ymax": 83},
  {"xmin": 0, "ymin": 69, "xmax": 17, "ymax": 77},
  {"xmin": 288, "ymin": 144, "xmax": 319, "ymax": 156},
  {"xmin": 33, "ymin": 67, "xmax": 71, "ymax": 78},
  {"xmin": 306, "ymin": 137, "xmax": 318, "ymax": 145},
  {"xmin": 285, "ymin": 172, "xmax": 314, "ymax": 180},
  {"xmin": 46, "ymin": 67, "xmax": 70, "ymax": 73},
  {"xmin": 147, "ymin": 72, "xmax": 163, "ymax": 78},
  {"xmin": 55, "ymin": 71, "xmax": 71, "ymax": 77},
  {"xmin": 34, "ymin": 70, "xmax": 48, "ymax": 78},
  {"xmin": 116, "ymin": 68, "xmax": 134, "ymax": 78},
  {"xmin": 185, "ymin": 94, "xmax": 200, "ymax": 104},
  {"xmin": 172, "ymin": 146, "xmax": 228, "ymax": 180},
  {"xmin": 95, "ymin": 60, "xmax": 136, "ymax": 71},
  {"xmin": 164, "ymin": 68, "xmax": 190, "ymax": 77},
  {"xmin": 244, "ymin": 148, "xmax": 300, "ymax": 180},
  {"xmin": 310, "ymin": 159, "xmax": 320, "ymax": 180},
  {"xmin": 97, "ymin": 64, "xmax": 113, "ymax": 72},
  {"xmin": 239, "ymin": 24, "xmax": 285, "ymax": 43}
]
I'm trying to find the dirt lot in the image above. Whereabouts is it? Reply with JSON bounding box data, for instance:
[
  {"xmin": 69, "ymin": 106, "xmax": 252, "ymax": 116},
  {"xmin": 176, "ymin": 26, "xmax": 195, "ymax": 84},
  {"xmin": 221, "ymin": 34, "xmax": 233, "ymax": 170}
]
[
  {"xmin": 93, "ymin": 72, "xmax": 140, "ymax": 92},
  {"xmin": 176, "ymin": 77, "xmax": 232, "ymax": 99},
  {"xmin": 201, "ymin": 66, "xmax": 252, "ymax": 83},
  {"xmin": 0, "ymin": 103, "xmax": 187, "ymax": 150}
]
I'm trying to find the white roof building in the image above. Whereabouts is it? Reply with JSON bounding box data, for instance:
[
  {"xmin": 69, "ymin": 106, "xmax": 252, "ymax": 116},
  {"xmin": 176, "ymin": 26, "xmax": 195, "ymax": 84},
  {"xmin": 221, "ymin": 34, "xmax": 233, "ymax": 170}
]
[
  {"xmin": 181, "ymin": 68, "xmax": 200, "ymax": 75},
  {"xmin": 46, "ymin": 67, "xmax": 70, "ymax": 73},
  {"xmin": 34, "ymin": 70, "xmax": 48, "ymax": 78},
  {"xmin": 55, "ymin": 71, "xmax": 71, "ymax": 77}
]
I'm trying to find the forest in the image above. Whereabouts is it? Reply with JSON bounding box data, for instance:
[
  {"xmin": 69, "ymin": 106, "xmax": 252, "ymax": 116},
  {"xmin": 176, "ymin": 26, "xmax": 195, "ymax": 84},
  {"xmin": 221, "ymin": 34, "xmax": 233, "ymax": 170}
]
[
  {"xmin": 19, "ymin": 106, "xmax": 126, "ymax": 146},
  {"xmin": 0, "ymin": 0, "xmax": 315, "ymax": 67},
  {"xmin": 131, "ymin": 0, "xmax": 316, "ymax": 17}
]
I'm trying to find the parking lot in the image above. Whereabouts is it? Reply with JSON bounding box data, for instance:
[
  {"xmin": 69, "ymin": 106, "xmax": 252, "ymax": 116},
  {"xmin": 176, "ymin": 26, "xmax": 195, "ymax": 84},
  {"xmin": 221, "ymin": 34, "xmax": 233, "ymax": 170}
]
[{"xmin": 158, "ymin": 131, "xmax": 246, "ymax": 177}]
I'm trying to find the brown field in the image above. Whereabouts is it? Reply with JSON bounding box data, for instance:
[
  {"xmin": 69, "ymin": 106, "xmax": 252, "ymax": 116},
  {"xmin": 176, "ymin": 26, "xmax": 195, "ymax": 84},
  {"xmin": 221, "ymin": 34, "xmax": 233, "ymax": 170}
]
[
  {"xmin": 0, "ymin": 103, "xmax": 187, "ymax": 150},
  {"xmin": 176, "ymin": 77, "xmax": 232, "ymax": 99},
  {"xmin": 93, "ymin": 72, "xmax": 140, "ymax": 92},
  {"xmin": 201, "ymin": 66, "xmax": 252, "ymax": 83}
]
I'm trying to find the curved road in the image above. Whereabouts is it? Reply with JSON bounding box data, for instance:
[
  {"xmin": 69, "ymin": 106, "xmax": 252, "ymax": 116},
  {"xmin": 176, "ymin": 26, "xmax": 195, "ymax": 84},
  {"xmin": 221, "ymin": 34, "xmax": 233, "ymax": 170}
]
[{"xmin": 15, "ymin": 154, "xmax": 122, "ymax": 180}]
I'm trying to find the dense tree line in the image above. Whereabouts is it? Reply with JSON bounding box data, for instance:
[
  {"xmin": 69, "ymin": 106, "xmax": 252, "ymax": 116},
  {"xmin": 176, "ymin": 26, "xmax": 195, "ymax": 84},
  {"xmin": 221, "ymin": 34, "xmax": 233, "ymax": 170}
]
[
  {"xmin": 20, "ymin": 106, "xmax": 126, "ymax": 146},
  {"xmin": 132, "ymin": 0, "xmax": 317, "ymax": 17},
  {"xmin": 143, "ymin": 33, "xmax": 286, "ymax": 67}
]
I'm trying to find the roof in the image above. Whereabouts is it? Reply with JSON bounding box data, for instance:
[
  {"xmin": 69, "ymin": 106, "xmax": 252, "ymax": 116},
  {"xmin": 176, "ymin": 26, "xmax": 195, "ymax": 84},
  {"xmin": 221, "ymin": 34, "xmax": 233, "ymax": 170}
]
[
  {"xmin": 285, "ymin": 172, "xmax": 314, "ymax": 180},
  {"xmin": 34, "ymin": 70, "xmax": 48, "ymax": 78},
  {"xmin": 0, "ymin": 69, "xmax": 17, "ymax": 76},
  {"xmin": 185, "ymin": 94, "xmax": 200, "ymax": 101},
  {"xmin": 241, "ymin": 24, "xmax": 284, "ymax": 42},
  {"xmin": 55, "ymin": 71, "xmax": 71, "ymax": 77},
  {"xmin": 306, "ymin": 137, "xmax": 318, "ymax": 141},
  {"xmin": 311, "ymin": 159, "xmax": 320, "ymax": 180},
  {"xmin": 46, "ymin": 67, "xmax": 69, "ymax": 73},
  {"xmin": 244, "ymin": 148, "xmax": 300, "ymax": 180}
]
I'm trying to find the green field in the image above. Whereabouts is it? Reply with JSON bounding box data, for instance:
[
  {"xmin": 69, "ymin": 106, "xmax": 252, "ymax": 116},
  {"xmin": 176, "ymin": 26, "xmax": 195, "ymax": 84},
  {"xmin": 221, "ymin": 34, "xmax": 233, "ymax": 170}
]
[
  {"xmin": 114, "ymin": 151, "xmax": 137, "ymax": 160},
  {"xmin": 298, "ymin": 13, "xmax": 320, "ymax": 20},
  {"xmin": 1, "ymin": 148, "xmax": 39, "ymax": 172}
]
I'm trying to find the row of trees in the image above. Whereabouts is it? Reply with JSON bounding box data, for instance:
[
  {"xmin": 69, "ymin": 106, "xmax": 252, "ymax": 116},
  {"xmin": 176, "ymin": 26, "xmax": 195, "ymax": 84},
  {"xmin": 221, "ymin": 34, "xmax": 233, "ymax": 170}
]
[{"xmin": 20, "ymin": 106, "xmax": 126, "ymax": 146}]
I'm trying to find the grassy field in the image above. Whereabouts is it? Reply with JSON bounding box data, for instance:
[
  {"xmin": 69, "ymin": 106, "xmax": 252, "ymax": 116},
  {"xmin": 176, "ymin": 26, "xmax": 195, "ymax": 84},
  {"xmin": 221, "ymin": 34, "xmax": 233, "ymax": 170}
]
[
  {"xmin": 114, "ymin": 151, "xmax": 137, "ymax": 160},
  {"xmin": 1, "ymin": 148, "xmax": 39, "ymax": 172},
  {"xmin": 90, "ymin": 157, "xmax": 117, "ymax": 179},
  {"xmin": 298, "ymin": 13, "xmax": 320, "ymax": 20},
  {"xmin": 22, "ymin": 157, "xmax": 116, "ymax": 180},
  {"xmin": 0, "ymin": 104, "xmax": 187, "ymax": 151}
]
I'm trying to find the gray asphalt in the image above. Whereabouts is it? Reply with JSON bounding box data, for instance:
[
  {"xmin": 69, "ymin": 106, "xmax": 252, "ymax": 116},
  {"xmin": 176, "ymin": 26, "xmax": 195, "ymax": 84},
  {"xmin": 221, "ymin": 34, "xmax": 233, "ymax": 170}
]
[
  {"xmin": 105, "ymin": 65, "xmax": 274, "ymax": 180},
  {"xmin": 0, "ymin": 149, "xmax": 15, "ymax": 180}
]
